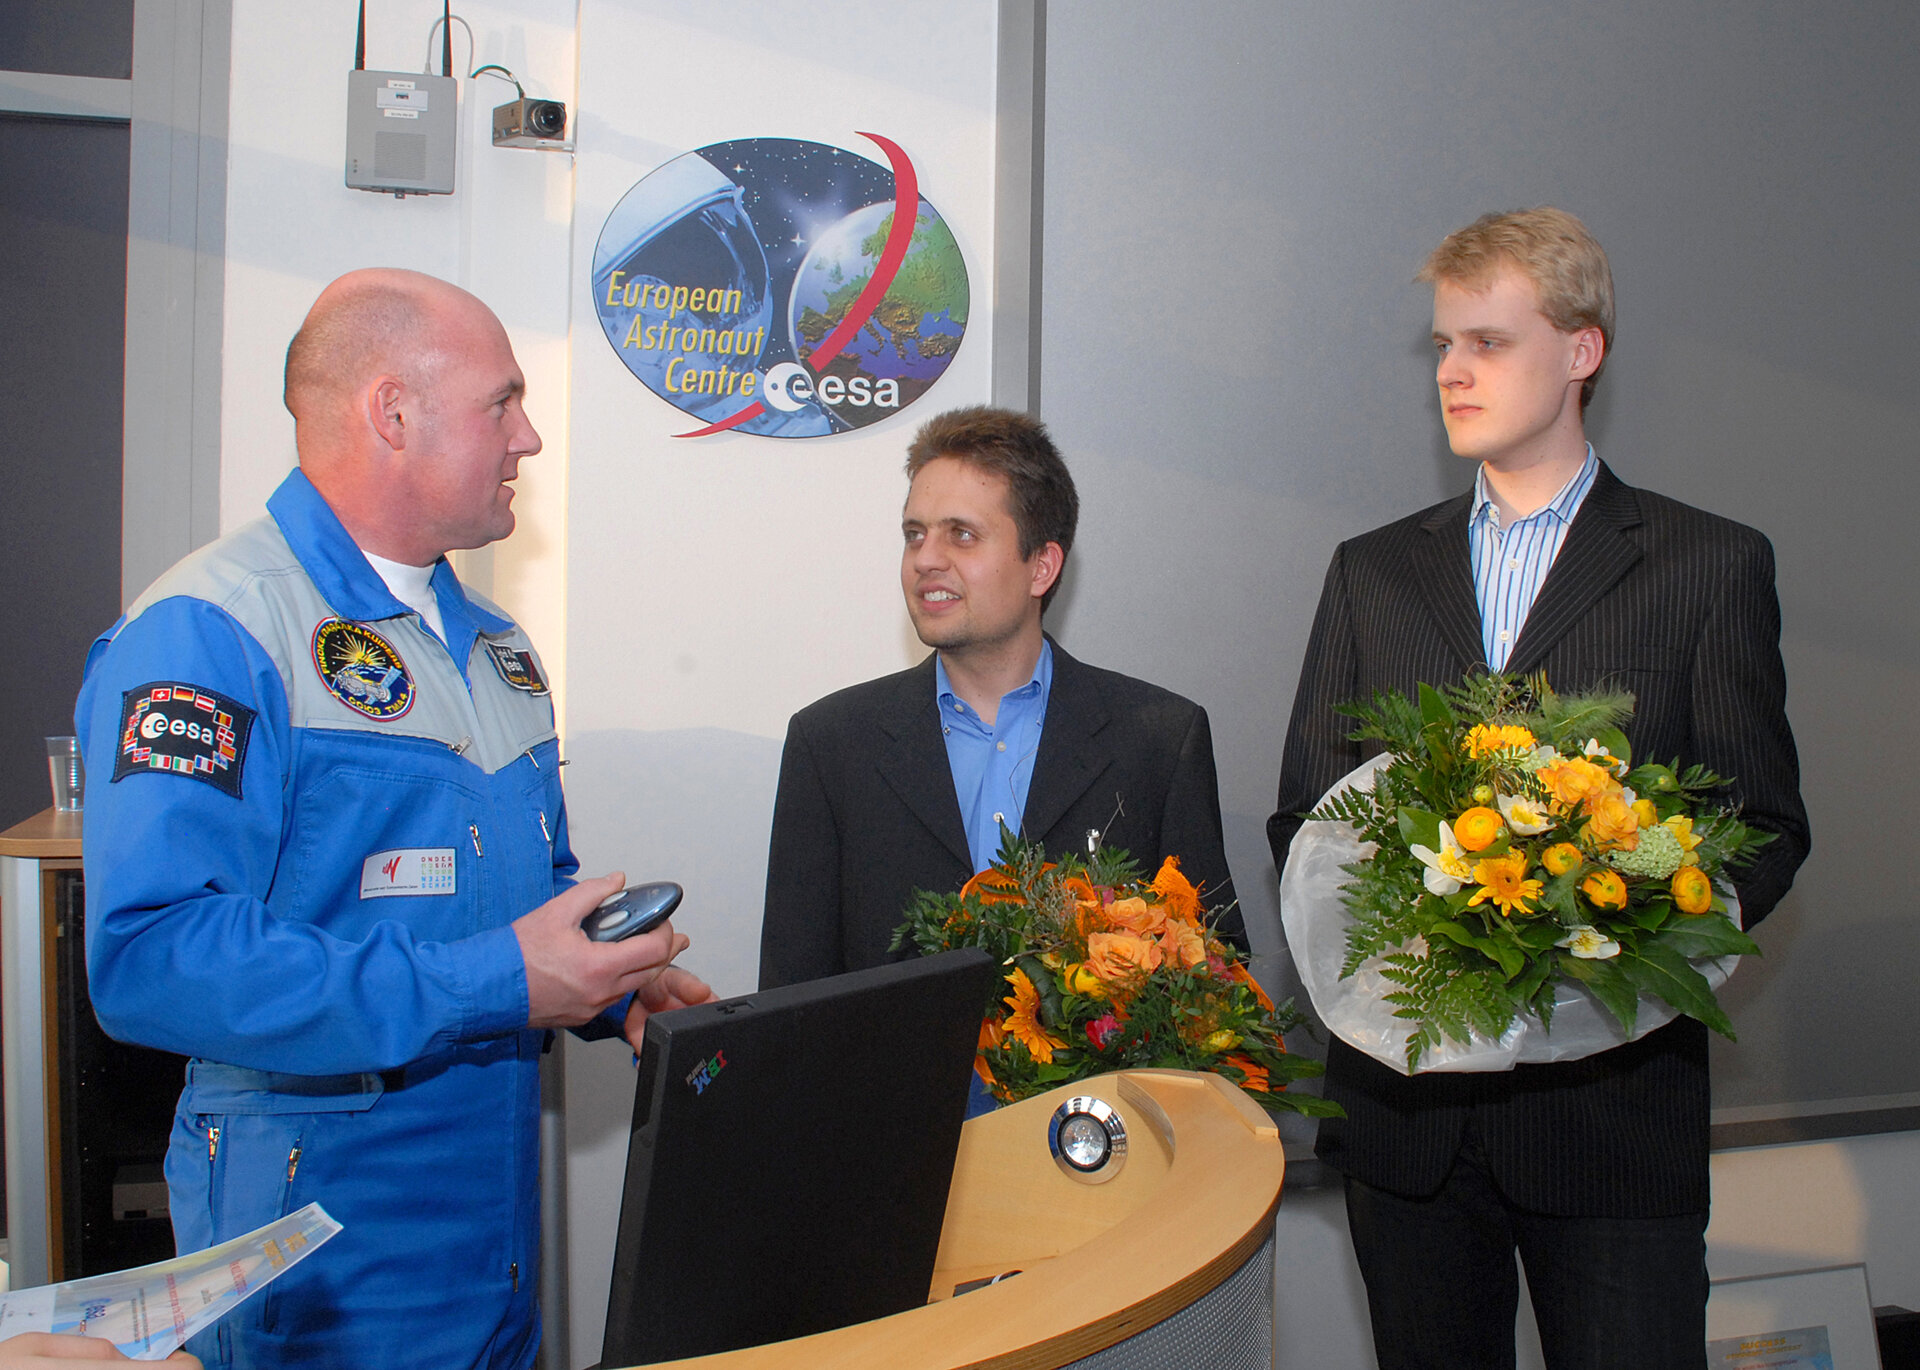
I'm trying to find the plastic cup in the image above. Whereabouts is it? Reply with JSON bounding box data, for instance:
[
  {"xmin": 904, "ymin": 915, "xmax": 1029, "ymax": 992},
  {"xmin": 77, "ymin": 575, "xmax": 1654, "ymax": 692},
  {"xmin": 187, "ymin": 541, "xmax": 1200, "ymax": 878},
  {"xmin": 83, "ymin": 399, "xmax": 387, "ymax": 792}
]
[{"xmin": 47, "ymin": 735, "xmax": 84, "ymax": 812}]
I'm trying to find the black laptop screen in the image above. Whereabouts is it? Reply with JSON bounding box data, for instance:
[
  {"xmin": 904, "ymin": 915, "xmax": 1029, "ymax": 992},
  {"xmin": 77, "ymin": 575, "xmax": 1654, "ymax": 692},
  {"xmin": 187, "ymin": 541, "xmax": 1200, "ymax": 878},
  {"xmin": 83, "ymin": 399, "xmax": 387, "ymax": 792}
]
[{"xmin": 599, "ymin": 947, "xmax": 996, "ymax": 1367}]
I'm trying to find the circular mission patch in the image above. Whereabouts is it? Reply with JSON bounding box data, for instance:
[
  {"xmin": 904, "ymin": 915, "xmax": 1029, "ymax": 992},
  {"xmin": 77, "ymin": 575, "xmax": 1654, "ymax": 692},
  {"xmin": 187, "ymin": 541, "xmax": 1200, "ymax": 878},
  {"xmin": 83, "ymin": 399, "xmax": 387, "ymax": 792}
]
[{"xmin": 312, "ymin": 618, "xmax": 414, "ymax": 720}]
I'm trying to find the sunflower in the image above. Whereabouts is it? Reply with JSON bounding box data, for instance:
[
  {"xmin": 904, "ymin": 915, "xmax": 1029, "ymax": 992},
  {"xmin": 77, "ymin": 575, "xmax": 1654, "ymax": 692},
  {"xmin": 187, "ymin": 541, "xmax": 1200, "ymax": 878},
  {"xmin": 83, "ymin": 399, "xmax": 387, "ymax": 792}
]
[
  {"xmin": 1467, "ymin": 852, "xmax": 1543, "ymax": 916},
  {"xmin": 1001, "ymin": 968, "xmax": 1067, "ymax": 1063},
  {"xmin": 1462, "ymin": 722, "xmax": 1537, "ymax": 757}
]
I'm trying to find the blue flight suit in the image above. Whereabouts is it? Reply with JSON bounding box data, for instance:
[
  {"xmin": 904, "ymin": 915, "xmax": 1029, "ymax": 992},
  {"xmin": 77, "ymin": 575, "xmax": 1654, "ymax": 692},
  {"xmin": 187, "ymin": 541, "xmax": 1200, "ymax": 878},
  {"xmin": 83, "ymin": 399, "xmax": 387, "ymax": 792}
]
[{"xmin": 76, "ymin": 469, "xmax": 603, "ymax": 1369}]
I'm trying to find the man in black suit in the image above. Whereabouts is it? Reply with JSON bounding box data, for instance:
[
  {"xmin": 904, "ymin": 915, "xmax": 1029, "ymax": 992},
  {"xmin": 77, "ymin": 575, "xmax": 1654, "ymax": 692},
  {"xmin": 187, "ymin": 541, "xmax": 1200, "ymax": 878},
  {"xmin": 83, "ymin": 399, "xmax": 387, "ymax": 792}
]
[
  {"xmin": 760, "ymin": 405, "xmax": 1242, "ymax": 991},
  {"xmin": 1270, "ymin": 209, "xmax": 1808, "ymax": 1369}
]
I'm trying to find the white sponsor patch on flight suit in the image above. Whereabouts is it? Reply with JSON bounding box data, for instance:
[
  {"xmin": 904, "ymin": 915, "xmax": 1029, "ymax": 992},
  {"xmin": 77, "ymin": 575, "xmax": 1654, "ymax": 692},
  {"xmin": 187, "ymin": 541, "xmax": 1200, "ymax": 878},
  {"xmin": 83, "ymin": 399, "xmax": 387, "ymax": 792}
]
[{"xmin": 359, "ymin": 848, "xmax": 457, "ymax": 898}]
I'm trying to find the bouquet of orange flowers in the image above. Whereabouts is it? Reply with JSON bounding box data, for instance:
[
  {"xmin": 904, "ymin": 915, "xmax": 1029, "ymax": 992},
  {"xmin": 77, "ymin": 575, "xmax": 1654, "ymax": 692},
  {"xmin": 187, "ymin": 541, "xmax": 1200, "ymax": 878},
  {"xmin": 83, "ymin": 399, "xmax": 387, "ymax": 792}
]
[
  {"xmin": 891, "ymin": 833, "xmax": 1335, "ymax": 1115},
  {"xmin": 1308, "ymin": 673, "xmax": 1771, "ymax": 1071}
]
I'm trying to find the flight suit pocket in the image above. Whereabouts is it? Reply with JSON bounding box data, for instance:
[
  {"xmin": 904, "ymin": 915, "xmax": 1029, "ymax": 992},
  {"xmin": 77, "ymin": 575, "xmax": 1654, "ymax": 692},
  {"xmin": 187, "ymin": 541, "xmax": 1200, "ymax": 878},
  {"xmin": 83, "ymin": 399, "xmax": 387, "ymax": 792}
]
[{"xmin": 180, "ymin": 1063, "xmax": 383, "ymax": 1335}]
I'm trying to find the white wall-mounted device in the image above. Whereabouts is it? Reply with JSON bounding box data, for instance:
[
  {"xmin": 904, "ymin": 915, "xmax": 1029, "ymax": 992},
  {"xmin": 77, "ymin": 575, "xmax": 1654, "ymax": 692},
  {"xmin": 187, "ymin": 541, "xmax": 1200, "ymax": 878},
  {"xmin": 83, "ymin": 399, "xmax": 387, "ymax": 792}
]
[{"xmin": 344, "ymin": 1, "xmax": 458, "ymax": 198}]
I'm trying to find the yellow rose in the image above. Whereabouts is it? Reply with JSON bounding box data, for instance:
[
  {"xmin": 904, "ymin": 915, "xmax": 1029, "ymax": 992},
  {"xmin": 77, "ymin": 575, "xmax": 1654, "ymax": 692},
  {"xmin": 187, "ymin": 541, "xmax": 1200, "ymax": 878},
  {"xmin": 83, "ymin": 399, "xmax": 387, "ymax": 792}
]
[
  {"xmin": 1671, "ymin": 865, "xmax": 1714, "ymax": 915},
  {"xmin": 1204, "ymin": 1029, "xmax": 1242, "ymax": 1053},
  {"xmin": 1631, "ymin": 798, "xmax": 1660, "ymax": 828},
  {"xmin": 1453, "ymin": 806, "xmax": 1505, "ymax": 852},
  {"xmin": 1580, "ymin": 869, "xmax": 1629, "ymax": 910},
  {"xmin": 1542, "ymin": 842, "xmax": 1584, "ymax": 877}
]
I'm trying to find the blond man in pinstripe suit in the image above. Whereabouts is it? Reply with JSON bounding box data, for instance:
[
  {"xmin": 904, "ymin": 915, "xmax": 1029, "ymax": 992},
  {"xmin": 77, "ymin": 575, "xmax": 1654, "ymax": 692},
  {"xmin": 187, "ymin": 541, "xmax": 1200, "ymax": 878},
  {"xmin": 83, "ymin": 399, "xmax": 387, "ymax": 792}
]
[{"xmin": 1270, "ymin": 209, "xmax": 1809, "ymax": 1370}]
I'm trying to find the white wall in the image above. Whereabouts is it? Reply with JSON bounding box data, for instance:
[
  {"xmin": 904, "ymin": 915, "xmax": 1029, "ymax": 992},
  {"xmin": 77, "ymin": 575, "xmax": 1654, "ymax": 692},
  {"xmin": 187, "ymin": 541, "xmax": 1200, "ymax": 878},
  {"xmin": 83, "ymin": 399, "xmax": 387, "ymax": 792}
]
[
  {"xmin": 555, "ymin": 5, "xmax": 1001, "ymax": 1360},
  {"xmin": 219, "ymin": 0, "xmax": 578, "ymax": 696}
]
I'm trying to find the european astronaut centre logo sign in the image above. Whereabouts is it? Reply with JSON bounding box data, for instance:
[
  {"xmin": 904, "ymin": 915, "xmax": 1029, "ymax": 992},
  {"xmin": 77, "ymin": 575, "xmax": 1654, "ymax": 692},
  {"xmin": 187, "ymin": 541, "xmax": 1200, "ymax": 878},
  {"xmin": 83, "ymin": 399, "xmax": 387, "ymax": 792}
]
[{"xmin": 591, "ymin": 134, "xmax": 969, "ymax": 439}]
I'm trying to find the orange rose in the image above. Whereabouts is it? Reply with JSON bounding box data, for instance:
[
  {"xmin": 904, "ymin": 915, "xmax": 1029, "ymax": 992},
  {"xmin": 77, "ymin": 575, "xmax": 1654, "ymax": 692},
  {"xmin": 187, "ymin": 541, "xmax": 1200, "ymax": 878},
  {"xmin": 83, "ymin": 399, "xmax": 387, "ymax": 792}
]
[
  {"xmin": 1086, "ymin": 930, "xmax": 1164, "ymax": 985},
  {"xmin": 1671, "ymin": 866, "xmax": 1715, "ymax": 915},
  {"xmin": 1159, "ymin": 919, "xmax": 1207, "ymax": 969},
  {"xmin": 1104, "ymin": 895, "xmax": 1169, "ymax": 938},
  {"xmin": 1537, "ymin": 756, "xmax": 1616, "ymax": 811},
  {"xmin": 1453, "ymin": 806, "xmax": 1505, "ymax": 852},
  {"xmin": 1583, "ymin": 791, "xmax": 1641, "ymax": 852},
  {"xmin": 1580, "ymin": 869, "xmax": 1629, "ymax": 910}
]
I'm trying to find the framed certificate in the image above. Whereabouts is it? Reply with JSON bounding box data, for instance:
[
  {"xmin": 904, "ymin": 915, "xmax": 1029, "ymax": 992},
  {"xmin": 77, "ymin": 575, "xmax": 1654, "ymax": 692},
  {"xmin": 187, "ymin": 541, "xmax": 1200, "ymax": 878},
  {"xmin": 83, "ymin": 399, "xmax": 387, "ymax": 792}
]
[{"xmin": 1706, "ymin": 1263, "xmax": 1880, "ymax": 1369}]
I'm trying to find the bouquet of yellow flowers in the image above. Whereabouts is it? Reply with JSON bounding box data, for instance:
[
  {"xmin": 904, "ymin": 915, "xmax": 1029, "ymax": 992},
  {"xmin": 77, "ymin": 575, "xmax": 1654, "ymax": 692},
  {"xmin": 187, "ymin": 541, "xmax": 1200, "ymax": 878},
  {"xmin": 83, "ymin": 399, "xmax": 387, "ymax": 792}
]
[
  {"xmin": 891, "ymin": 833, "xmax": 1335, "ymax": 1115},
  {"xmin": 1305, "ymin": 674, "xmax": 1771, "ymax": 1071}
]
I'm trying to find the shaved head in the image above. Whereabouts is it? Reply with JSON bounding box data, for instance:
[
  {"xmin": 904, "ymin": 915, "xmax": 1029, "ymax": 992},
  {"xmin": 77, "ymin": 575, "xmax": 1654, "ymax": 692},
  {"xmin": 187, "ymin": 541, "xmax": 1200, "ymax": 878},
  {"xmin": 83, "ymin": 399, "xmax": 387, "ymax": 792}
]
[
  {"xmin": 283, "ymin": 268, "xmax": 489, "ymax": 421},
  {"xmin": 285, "ymin": 268, "xmax": 540, "ymax": 564}
]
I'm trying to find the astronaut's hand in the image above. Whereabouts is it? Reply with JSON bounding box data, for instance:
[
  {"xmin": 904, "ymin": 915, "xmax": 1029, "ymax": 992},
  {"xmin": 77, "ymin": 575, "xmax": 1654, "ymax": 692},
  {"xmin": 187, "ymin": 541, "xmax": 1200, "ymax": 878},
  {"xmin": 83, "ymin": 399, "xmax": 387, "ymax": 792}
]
[
  {"xmin": 621, "ymin": 965, "xmax": 720, "ymax": 1051},
  {"xmin": 513, "ymin": 873, "xmax": 692, "ymax": 1028}
]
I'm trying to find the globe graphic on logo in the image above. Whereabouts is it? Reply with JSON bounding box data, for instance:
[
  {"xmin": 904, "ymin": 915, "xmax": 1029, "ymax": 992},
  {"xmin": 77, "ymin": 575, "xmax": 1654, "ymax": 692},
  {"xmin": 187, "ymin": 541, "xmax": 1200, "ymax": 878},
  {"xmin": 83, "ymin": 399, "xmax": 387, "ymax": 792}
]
[
  {"xmin": 787, "ymin": 198, "xmax": 968, "ymax": 429},
  {"xmin": 591, "ymin": 136, "xmax": 969, "ymax": 438}
]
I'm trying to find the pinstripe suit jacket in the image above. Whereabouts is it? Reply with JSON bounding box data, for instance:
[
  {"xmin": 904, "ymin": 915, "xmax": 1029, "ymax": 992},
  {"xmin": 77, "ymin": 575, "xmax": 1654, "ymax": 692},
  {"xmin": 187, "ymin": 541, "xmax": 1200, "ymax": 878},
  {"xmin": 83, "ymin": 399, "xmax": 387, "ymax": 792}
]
[{"xmin": 1268, "ymin": 462, "xmax": 1808, "ymax": 1215}]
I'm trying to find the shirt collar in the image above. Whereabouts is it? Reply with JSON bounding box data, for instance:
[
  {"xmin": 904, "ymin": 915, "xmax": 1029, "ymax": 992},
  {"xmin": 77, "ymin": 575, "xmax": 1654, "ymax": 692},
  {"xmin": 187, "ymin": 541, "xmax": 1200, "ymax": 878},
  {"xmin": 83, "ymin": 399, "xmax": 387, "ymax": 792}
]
[
  {"xmin": 1471, "ymin": 444, "xmax": 1599, "ymax": 531},
  {"xmin": 266, "ymin": 468, "xmax": 512, "ymax": 634},
  {"xmin": 934, "ymin": 637, "xmax": 1055, "ymax": 719}
]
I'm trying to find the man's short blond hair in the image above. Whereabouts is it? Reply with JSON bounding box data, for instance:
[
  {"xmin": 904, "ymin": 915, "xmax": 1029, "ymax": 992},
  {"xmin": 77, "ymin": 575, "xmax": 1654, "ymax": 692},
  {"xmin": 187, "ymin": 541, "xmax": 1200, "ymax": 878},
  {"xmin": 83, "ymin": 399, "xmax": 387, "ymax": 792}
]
[{"xmin": 1419, "ymin": 207, "xmax": 1614, "ymax": 409}]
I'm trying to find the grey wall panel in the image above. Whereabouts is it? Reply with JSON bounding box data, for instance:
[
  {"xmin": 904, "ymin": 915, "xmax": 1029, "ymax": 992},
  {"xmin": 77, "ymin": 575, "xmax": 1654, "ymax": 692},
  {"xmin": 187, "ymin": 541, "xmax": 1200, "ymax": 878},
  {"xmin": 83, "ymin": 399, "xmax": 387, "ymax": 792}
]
[
  {"xmin": 0, "ymin": 0, "xmax": 134, "ymax": 80},
  {"xmin": 0, "ymin": 113, "xmax": 129, "ymax": 829},
  {"xmin": 1039, "ymin": 1, "xmax": 1919, "ymax": 1118}
]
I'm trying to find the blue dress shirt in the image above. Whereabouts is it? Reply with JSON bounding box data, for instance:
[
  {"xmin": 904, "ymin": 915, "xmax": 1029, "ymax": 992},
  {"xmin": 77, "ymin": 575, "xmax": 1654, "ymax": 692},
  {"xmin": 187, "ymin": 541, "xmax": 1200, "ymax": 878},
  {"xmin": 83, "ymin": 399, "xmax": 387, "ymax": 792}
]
[
  {"xmin": 934, "ymin": 639, "xmax": 1054, "ymax": 874},
  {"xmin": 1469, "ymin": 446, "xmax": 1599, "ymax": 669}
]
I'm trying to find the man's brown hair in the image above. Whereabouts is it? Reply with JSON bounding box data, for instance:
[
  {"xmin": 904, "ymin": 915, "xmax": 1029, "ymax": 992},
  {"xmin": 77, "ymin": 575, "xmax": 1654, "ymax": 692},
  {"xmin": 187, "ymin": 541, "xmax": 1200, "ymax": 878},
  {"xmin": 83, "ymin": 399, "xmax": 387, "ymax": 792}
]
[{"xmin": 905, "ymin": 406, "xmax": 1079, "ymax": 612}]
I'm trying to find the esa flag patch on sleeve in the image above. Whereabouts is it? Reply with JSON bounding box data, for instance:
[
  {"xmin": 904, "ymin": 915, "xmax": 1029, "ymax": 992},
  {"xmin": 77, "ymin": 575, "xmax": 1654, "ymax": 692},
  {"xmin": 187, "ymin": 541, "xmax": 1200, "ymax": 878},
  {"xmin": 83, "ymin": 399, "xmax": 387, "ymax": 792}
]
[{"xmin": 113, "ymin": 682, "xmax": 256, "ymax": 798}]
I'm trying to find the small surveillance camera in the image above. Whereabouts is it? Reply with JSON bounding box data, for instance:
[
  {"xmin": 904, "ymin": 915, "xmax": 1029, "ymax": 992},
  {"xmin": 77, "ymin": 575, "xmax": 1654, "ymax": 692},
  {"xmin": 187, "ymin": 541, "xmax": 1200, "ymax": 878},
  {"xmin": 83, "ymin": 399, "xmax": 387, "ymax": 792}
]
[{"xmin": 492, "ymin": 97, "xmax": 568, "ymax": 149}]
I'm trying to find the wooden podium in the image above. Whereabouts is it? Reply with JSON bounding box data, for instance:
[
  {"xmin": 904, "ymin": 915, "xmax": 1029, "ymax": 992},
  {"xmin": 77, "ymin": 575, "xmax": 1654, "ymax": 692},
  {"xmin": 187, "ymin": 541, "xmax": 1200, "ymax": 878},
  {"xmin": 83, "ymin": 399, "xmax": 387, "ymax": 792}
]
[{"xmin": 614, "ymin": 1068, "xmax": 1285, "ymax": 1370}]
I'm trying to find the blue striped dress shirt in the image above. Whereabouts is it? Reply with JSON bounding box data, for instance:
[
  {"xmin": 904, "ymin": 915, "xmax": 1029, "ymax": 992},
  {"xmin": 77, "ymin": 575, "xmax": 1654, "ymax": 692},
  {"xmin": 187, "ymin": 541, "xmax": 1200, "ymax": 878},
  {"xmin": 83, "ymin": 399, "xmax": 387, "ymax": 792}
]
[{"xmin": 1469, "ymin": 446, "xmax": 1599, "ymax": 669}]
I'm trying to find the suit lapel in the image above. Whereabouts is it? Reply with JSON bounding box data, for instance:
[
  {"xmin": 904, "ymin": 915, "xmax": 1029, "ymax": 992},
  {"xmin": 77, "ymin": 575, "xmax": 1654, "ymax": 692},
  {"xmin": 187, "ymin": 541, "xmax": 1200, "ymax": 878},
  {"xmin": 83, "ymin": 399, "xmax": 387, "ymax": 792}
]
[
  {"xmin": 1504, "ymin": 464, "xmax": 1644, "ymax": 676},
  {"xmin": 1412, "ymin": 496, "xmax": 1488, "ymax": 675},
  {"xmin": 872, "ymin": 657, "xmax": 973, "ymax": 869},
  {"xmin": 1021, "ymin": 643, "xmax": 1117, "ymax": 845}
]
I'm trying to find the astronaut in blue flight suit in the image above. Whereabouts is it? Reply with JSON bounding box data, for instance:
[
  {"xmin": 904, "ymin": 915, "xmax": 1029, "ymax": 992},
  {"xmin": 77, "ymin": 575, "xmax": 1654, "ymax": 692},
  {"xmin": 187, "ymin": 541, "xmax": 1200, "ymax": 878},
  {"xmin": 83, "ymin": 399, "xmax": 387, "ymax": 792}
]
[{"xmin": 73, "ymin": 269, "xmax": 714, "ymax": 1370}]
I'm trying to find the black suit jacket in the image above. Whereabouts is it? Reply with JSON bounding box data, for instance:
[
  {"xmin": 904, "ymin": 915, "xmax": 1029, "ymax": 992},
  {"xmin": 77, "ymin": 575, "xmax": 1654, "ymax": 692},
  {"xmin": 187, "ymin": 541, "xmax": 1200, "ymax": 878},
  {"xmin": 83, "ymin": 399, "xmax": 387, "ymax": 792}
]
[
  {"xmin": 760, "ymin": 640, "xmax": 1242, "ymax": 989},
  {"xmin": 1268, "ymin": 462, "xmax": 1809, "ymax": 1216}
]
